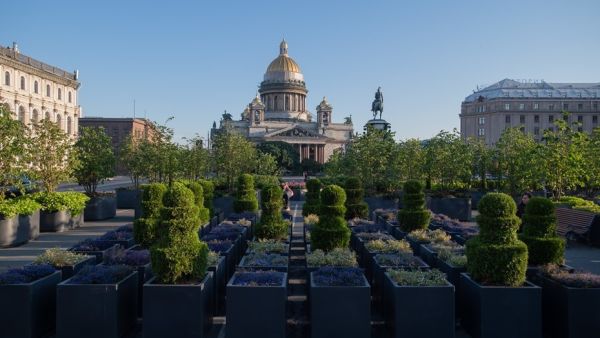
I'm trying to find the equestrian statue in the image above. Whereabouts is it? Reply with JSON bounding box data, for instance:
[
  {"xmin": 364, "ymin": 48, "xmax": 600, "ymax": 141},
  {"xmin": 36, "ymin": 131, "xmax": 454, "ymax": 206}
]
[{"xmin": 371, "ymin": 87, "xmax": 384, "ymax": 119}]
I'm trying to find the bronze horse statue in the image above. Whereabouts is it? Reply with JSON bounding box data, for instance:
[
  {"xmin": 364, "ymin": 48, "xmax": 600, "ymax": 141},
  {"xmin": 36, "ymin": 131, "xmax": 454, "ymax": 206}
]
[{"xmin": 371, "ymin": 87, "xmax": 384, "ymax": 119}]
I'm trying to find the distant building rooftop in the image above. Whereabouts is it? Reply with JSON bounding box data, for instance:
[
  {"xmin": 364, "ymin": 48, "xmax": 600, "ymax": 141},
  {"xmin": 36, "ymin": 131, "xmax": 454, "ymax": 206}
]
[
  {"xmin": 0, "ymin": 43, "xmax": 78, "ymax": 83},
  {"xmin": 464, "ymin": 78, "xmax": 600, "ymax": 103}
]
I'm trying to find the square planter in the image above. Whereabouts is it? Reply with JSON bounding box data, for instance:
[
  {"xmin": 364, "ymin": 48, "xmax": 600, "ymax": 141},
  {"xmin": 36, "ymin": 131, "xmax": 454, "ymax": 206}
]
[
  {"xmin": 69, "ymin": 243, "xmax": 117, "ymax": 264},
  {"xmin": 383, "ymin": 271, "xmax": 455, "ymax": 338},
  {"xmin": 69, "ymin": 213, "xmax": 84, "ymax": 229},
  {"xmin": 460, "ymin": 273, "xmax": 542, "ymax": 338},
  {"xmin": 419, "ymin": 243, "xmax": 440, "ymax": 267},
  {"xmin": 115, "ymin": 188, "xmax": 141, "ymax": 210},
  {"xmin": 531, "ymin": 273, "xmax": 600, "ymax": 338},
  {"xmin": 428, "ymin": 196, "xmax": 472, "ymax": 221},
  {"xmin": 208, "ymin": 256, "xmax": 227, "ymax": 316},
  {"xmin": 238, "ymin": 254, "xmax": 288, "ymax": 272},
  {"xmin": 143, "ymin": 273, "xmax": 214, "ymax": 338},
  {"xmin": 20, "ymin": 210, "xmax": 40, "ymax": 240},
  {"xmin": 0, "ymin": 214, "xmax": 29, "ymax": 247},
  {"xmin": 226, "ymin": 272, "xmax": 287, "ymax": 338},
  {"xmin": 40, "ymin": 210, "xmax": 70, "ymax": 232},
  {"xmin": 0, "ymin": 270, "xmax": 61, "ymax": 338},
  {"xmin": 56, "ymin": 255, "xmax": 96, "ymax": 281},
  {"xmin": 437, "ymin": 258, "xmax": 467, "ymax": 319},
  {"xmin": 309, "ymin": 271, "xmax": 371, "ymax": 338},
  {"xmin": 406, "ymin": 237, "xmax": 428, "ymax": 256},
  {"xmin": 56, "ymin": 271, "xmax": 138, "ymax": 338},
  {"xmin": 84, "ymin": 196, "xmax": 117, "ymax": 221},
  {"xmin": 372, "ymin": 254, "xmax": 429, "ymax": 309}
]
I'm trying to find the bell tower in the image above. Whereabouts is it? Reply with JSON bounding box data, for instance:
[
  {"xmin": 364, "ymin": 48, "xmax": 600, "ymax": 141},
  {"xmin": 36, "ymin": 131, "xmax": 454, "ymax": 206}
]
[
  {"xmin": 249, "ymin": 94, "xmax": 265, "ymax": 126},
  {"xmin": 316, "ymin": 97, "xmax": 332, "ymax": 129}
]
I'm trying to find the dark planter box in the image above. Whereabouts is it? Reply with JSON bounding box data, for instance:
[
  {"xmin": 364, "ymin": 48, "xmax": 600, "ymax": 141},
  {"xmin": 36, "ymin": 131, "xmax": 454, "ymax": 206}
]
[
  {"xmin": 419, "ymin": 244, "xmax": 439, "ymax": 267},
  {"xmin": 208, "ymin": 256, "xmax": 227, "ymax": 316},
  {"xmin": 365, "ymin": 196, "xmax": 399, "ymax": 218},
  {"xmin": 309, "ymin": 272, "xmax": 371, "ymax": 338},
  {"xmin": 115, "ymin": 188, "xmax": 141, "ymax": 210},
  {"xmin": 384, "ymin": 272, "xmax": 455, "ymax": 338},
  {"xmin": 69, "ymin": 244, "xmax": 117, "ymax": 264},
  {"xmin": 392, "ymin": 226, "xmax": 407, "ymax": 240},
  {"xmin": 217, "ymin": 245, "xmax": 237, "ymax": 281},
  {"xmin": 199, "ymin": 222, "xmax": 212, "ymax": 237},
  {"xmin": 69, "ymin": 213, "xmax": 83, "ymax": 229},
  {"xmin": 531, "ymin": 273, "xmax": 600, "ymax": 338},
  {"xmin": 0, "ymin": 270, "xmax": 61, "ymax": 338},
  {"xmin": 406, "ymin": 237, "xmax": 429, "ymax": 256},
  {"xmin": 437, "ymin": 258, "xmax": 467, "ymax": 319},
  {"xmin": 214, "ymin": 196, "xmax": 234, "ymax": 218},
  {"xmin": 143, "ymin": 273, "xmax": 213, "ymax": 338},
  {"xmin": 84, "ymin": 196, "xmax": 117, "ymax": 221},
  {"xmin": 238, "ymin": 255, "xmax": 288, "ymax": 272},
  {"xmin": 470, "ymin": 191, "xmax": 486, "ymax": 210},
  {"xmin": 57, "ymin": 255, "xmax": 96, "ymax": 281},
  {"xmin": 226, "ymin": 272, "xmax": 287, "ymax": 338},
  {"xmin": 460, "ymin": 273, "xmax": 541, "ymax": 338},
  {"xmin": 40, "ymin": 210, "xmax": 70, "ymax": 232},
  {"xmin": 20, "ymin": 210, "xmax": 40, "ymax": 240},
  {"xmin": 0, "ymin": 214, "xmax": 29, "ymax": 247},
  {"xmin": 122, "ymin": 245, "xmax": 154, "ymax": 317},
  {"xmin": 56, "ymin": 271, "xmax": 138, "ymax": 338},
  {"xmin": 372, "ymin": 255, "xmax": 429, "ymax": 313},
  {"xmin": 428, "ymin": 196, "xmax": 472, "ymax": 221}
]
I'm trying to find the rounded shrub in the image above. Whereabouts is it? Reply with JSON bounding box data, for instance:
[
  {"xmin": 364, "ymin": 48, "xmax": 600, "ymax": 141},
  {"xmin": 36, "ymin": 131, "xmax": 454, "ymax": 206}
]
[
  {"xmin": 398, "ymin": 180, "xmax": 430, "ymax": 232},
  {"xmin": 466, "ymin": 192, "xmax": 528, "ymax": 286},
  {"xmin": 233, "ymin": 174, "xmax": 258, "ymax": 213},
  {"xmin": 519, "ymin": 197, "xmax": 565, "ymax": 265},
  {"xmin": 312, "ymin": 185, "xmax": 351, "ymax": 251},
  {"xmin": 302, "ymin": 178, "xmax": 322, "ymax": 217},
  {"xmin": 185, "ymin": 181, "xmax": 210, "ymax": 224},
  {"xmin": 150, "ymin": 183, "xmax": 208, "ymax": 284},
  {"xmin": 133, "ymin": 183, "xmax": 166, "ymax": 248},
  {"xmin": 198, "ymin": 179, "xmax": 214, "ymax": 216},
  {"xmin": 343, "ymin": 177, "xmax": 369, "ymax": 220},
  {"xmin": 255, "ymin": 185, "xmax": 288, "ymax": 240}
]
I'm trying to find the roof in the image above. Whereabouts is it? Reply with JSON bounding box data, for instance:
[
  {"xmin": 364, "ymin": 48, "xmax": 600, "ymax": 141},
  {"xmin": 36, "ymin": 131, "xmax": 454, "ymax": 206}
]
[
  {"xmin": 0, "ymin": 45, "xmax": 78, "ymax": 82},
  {"xmin": 464, "ymin": 78, "xmax": 600, "ymax": 103}
]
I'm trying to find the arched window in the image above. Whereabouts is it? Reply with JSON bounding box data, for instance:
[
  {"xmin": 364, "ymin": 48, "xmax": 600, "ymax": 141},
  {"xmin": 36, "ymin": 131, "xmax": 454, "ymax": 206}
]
[
  {"xmin": 34, "ymin": 81, "xmax": 39, "ymax": 94},
  {"xmin": 68, "ymin": 91, "xmax": 72, "ymax": 103},
  {"xmin": 45, "ymin": 111, "xmax": 51, "ymax": 121},
  {"xmin": 18, "ymin": 106, "xmax": 26, "ymax": 123},
  {"xmin": 32, "ymin": 109, "xmax": 39, "ymax": 123},
  {"xmin": 58, "ymin": 88, "xmax": 62, "ymax": 100},
  {"xmin": 67, "ymin": 116, "xmax": 72, "ymax": 135},
  {"xmin": 20, "ymin": 76, "xmax": 25, "ymax": 90},
  {"xmin": 56, "ymin": 114, "xmax": 62, "ymax": 130},
  {"xmin": 46, "ymin": 84, "xmax": 51, "ymax": 97},
  {"xmin": 274, "ymin": 96, "xmax": 278, "ymax": 110},
  {"xmin": 285, "ymin": 95, "xmax": 289, "ymax": 110},
  {"xmin": 4, "ymin": 71, "xmax": 10, "ymax": 86}
]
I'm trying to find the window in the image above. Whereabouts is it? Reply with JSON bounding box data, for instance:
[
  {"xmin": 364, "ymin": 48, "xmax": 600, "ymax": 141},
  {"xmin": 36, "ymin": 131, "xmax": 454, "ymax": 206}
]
[
  {"xmin": 68, "ymin": 92, "xmax": 72, "ymax": 103},
  {"xmin": 519, "ymin": 103, "xmax": 525, "ymax": 110},
  {"xmin": 478, "ymin": 117, "xmax": 485, "ymax": 125},
  {"xmin": 533, "ymin": 103, "xmax": 539, "ymax": 110},
  {"xmin": 4, "ymin": 71, "xmax": 10, "ymax": 85},
  {"xmin": 578, "ymin": 103, "xmax": 583, "ymax": 111},
  {"xmin": 549, "ymin": 115, "xmax": 554, "ymax": 123},
  {"xmin": 46, "ymin": 84, "xmax": 51, "ymax": 97},
  {"xmin": 534, "ymin": 115, "xmax": 540, "ymax": 123},
  {"xmin": 594, "ymin": 103, "xmax": 598, "ymax": 111},
  {"xmin": 578, "ymin": 126, "xmax": 583, "ymax": 132},
  {"xmin": 505, "ymin": 115, "xmax": 511, "ymax": 123},
  {"xmin": 478, "ymin": 128, "xmax": 485, "ymax": 136},
  {"xmin": 563, "ymin": 103, "xmax": 569, "ymax": 111},
  {"xmin": 578, "ymin": 115, "xmax": 583, "ymax": 123},
  {"xmin": 58, "ymin": 88, "xmax": 62, "ymax": 100},
  {"xmin": 520, "ymin": 115, "xmax": 526, "ymax": 124},
  {"xmin": 534, "ymin": 127, "xmax": 540, "ymax": 135},
  {"xmin": 504, "ymin": 103, "xmax": 510, "ymax": 110},
  {"xmin": 20, "ymin": 76, "xmax": 25, "ymax": 90},
  {"xmin": 549, "ymin": 104, "xmax": 555, "ymax": 111},
  {"xmin": 34, "ymin": 81, "xmax": 38, "ymax": 94}
]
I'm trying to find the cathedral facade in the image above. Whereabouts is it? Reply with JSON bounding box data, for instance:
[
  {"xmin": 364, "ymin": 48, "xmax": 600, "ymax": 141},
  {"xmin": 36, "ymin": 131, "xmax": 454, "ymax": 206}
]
[{"xmin": 211, "ymin": 40, "xmax": 353, "ymax": 164}]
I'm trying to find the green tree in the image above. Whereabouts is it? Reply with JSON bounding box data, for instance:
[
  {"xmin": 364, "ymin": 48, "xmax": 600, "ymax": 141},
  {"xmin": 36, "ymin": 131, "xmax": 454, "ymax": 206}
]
[
  {"xmin": 468, "ymin": 137, "xmax": 493, "ymax": 190},
  {"xmin": 495, "ymin": 127, "xmax": 540, "ymax": 196},
  {"xmin": 0, "ymin": 104, "xmax": 29, "ymax": 200},
  {"xmin": 211, "ymin": 128, "xmax": 257, "ymax": 192},
  {"xmin": 119, "ymin": 135, "xmax": 147, "ymax": 189},
  {"xmin": 395, "ymin": 138, "xmax": 425, "ymax": 182},
  {"xmin": 74, "ymin": 127, "xmax": 115, "ymax": 195},
  {"xmin": 519, "ymin": 197, "xmax": 565, "ymax": 265},
  {"xmin": 424, "ymin": 129, "xmax": 473, "ymax": 191},
  {"xmin": 582, "ymin": 127, "xmax": 600, "ymax": 197},
  {"xmin": 256, "ymin": 141, "xmax": 300, "ymax": 173},
  {"xmin": 180, "ymin": 134, "xmax": 210, "ymax": 181},
  {"xmin": 255, "ymin": 152, "xmax": 280, "ymax": 176}
]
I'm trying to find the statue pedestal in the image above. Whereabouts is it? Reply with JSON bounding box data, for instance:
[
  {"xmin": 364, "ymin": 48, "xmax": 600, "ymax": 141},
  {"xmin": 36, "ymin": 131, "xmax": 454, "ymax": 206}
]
[{"xmin": 364, "ymin": 119, "xmax": 391, "ymax": 132}]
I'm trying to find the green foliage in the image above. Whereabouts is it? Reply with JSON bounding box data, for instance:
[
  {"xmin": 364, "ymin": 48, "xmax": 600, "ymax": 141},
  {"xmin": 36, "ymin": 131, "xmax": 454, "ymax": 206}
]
[
  {"xmin": 198, "ymin": 179, "xmax": 214, "ymax": 216},
  {"xmin": 212, "ymin": 129, "xmax": 258, "ymax": 192},
  {"xmin": 306, "ymin": 248, "xmax": 358, "ymax": 267},
  {"xmin": 467, "ymin": 193, "xmax": 528, "ymax": 286},
  {"xmin": 255, "ymin": 185, "xmax": 288, "ymax": 240},
  {"xmin": 582, "ymin": 128, "xmax": 600, "ymax": 197},
  {"xmin": 519, "ymin": 197, "xmax": 565, "ymax": 265},
  {"xmin": 364, "ymin": 239, "xmax": 412, "ymax": 253},
  {"xmin": 398, "ymin": 180, "xmax": 430, "ymax": 232},
  {"xmin": 151, "ymin": 183, "xmax": 208, "ymax": 284},
  {"xmin": 554, "ymin": 196, "xmax": 600, "ymax": 214},
  {"xmin": 302, "ymin": 178, "xmax": 322, "ymax": 216},
  {"xmin": 387, "ymin": 269, "xmax": 448, "ymax": 286},
  {"xmin": 424, "ymin": 129, "xmax": 474, "ymax": 191},
  {"xmin": 233, "ymin": 174, "xmax": 258, "ymax": 212},
  {"xmin": 0, "ymin": 104, "xmax": 30, "ymax": 200},
  {"xmin": 11, "ymin": 196, "xmax": 42, "ymax": 215},
  {"xmin": 256, "ymin": 141, "xmax": 300, "ymax": 172},
  {"xmin": 74, "ymin": 127, "xmax": 115, "ymax": 195},
  {"xmin": 134, "ymin": 183, "xmax": 167, "ymax": 247},
  {"xmin": 180, "ymin": 134, "xmax": 210, "ymax": 181},
  {"xmin": 496, "ymin": 127, "xmax": 541, "ymax": 195},
  {"xmin": 344, "ymin": 177, "xmax": 369, "ymax": 219},
  {"xmin": 252, "ymin": 175, "xmax": 280, "ymax": 190},
  {"xmin": 255, "ymin": 152, "xmax": 280, "ymax": 176},
  {"xmin": 312, "ymin": 185, "xmax": 350, "ymax": 251},
  {"xmin": 185, "ymin": 182, "xmax": 210, "ymax": 224},
  {"xmin": 394, "ymin": 138, "xmax": 426, "ymax": 182},
  {"xmin": 34, "ymin": 248, "xmax": 88, "ymax": 267},
  {"xmin": 119, "ymin": 135, "xmax": 148, "ymax": 189},
  {"xmin": 33, "ymin": 192, "xmax": 89, "ymax": 216}
]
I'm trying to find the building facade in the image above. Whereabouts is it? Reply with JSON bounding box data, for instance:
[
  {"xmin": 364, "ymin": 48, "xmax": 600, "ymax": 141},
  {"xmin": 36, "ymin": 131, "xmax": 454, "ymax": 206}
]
[
  {"xmin": 0, "ymin": 43, "xmax": 81, "ymax": 137},
  {"xmin": 461, "ymin": 79, "xmax": 600, "ymax": 145},
  {"xmin": 211, "ymin": 40, "xmax": 353, "ymax": 163}
]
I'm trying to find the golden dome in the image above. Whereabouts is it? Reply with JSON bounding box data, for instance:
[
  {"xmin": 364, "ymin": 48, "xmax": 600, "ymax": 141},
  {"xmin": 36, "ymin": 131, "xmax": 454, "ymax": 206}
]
[{"xmin": 266, "ymin": 54, "xmax": 302, "ymax": 74}]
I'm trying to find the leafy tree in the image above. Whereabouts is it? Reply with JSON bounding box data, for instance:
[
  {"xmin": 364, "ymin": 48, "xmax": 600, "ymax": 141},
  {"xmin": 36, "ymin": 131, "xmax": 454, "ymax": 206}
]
[
  {"xmin": 0, "ymin": 104, "xmax": 29, "ymax": 200},
  {"xmin": 211, "ymin": 128, "xmax": 257, "ymax": 192},
  {"xmin": 257, "ymin": 141, "xmax": 299, "ymax": 172},
  {"xmin": 495, "ymin": 127, "xmax": 540, "ymax": 196},
  {"xmin": 468, "ymin": 137, "xmax": 493, "ymax": 190},
  {"xmin": 119, "ymin": 135, "xmax": 147, "ymax": 189},
  {"xmin": 424, "ymin": 129, "xmax": 473, "ymax": 191},
  {"xmin": 395, "ymin": 138, "xmax": 425, "ymax": 182},
  {"xmin": 255, "ymin": 152, "xmax": 280, "ymax": 176},
  {"xmin": 29, "ymin": 119, "xmax": 77, "ymax": 193},
  {"xmin": 582, "ymin": 127, "xmax": 600, "ymax": 197},
  {"xmin": 300, "ymin": 158, "xmax": 323, "ymax": 175},
  {"xmin": 74, "ymin": 127, "xmax": 115, "ymax": 195},
  {"xmin": 180, "ymin": 134, "xmax": 210, "ymax": 181},
  {"xmin": 302, "ymin": 178, "xmax": 322, "ymax": 216}
]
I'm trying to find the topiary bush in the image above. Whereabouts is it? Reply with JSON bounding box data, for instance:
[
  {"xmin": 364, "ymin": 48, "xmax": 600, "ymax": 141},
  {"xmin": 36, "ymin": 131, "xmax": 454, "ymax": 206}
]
[
  {"xmin": 302, "ymin": 178, "xmax": 322, "ymax": 217},
  {"xmin": 343, "ymin": 177, "xmax": 369, "ymax": 219},
  {"xmin": 185, "ymin": 181, "xmax": 210, "ymax": 224},
  {"xmin": 255, "ymin": 185, "xmax": 288, "ymax": 240},
  {"xmin": 398, "ymin": 180, "xmax": 430, "ymax": 232},
  {"xmin": 233, "ymin": 174, "xmax": 258, "ymax": 213},
  {"xmin": 466, "ymin": 192, "xmax": 528, "ymax": 286},
  {"xmin": 150, "ymin": 183, "xmax": 209, "ymax": 284},
  {"xmin": 312, "ymin": 185, "xmax": 351, "ymax": 251},
  {"xmin": 133, "ymin": 183, "xmax": 167, "ymax": 248},
  {"xmin": 519, "ymin": 197, "xmax": 565, "ymax": 266},
  {"xmin": 198, "ymin": 179, "xmax": 214, "ymax": 217}
]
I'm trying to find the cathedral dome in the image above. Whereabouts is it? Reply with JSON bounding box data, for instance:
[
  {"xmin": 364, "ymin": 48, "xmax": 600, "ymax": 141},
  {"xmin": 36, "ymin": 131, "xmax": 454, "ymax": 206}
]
[{"xmin": 264, "ymin": 40, "xmax": 304, "ymax": 82}]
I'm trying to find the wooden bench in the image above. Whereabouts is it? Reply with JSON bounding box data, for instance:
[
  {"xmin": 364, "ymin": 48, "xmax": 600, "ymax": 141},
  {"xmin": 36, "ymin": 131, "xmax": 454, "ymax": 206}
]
[{"xmin": 555, "ymin": 207, "xmax": 599, "ymax": 242}]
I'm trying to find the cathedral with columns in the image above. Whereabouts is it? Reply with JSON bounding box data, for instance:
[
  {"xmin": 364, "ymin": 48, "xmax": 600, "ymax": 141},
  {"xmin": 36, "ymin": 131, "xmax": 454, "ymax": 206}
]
[{"xmin": 211, "ymin": 40, "xmax": 354, "ymax": 164}]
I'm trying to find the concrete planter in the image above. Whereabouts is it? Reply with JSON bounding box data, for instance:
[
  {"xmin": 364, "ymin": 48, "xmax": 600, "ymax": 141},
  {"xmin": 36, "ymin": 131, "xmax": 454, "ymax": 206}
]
[
  {"xmin": 436, "ymin": 258, "xmax": 467, "ymax": 320},
  {"xmin": 69, "ymin": 213, "xmax": 83, "ymax": 229},
  {"xmin": 84, "ymin": 196, "xmax": 117, "ymax": 221},
  {"xmin": 419, "ymin": 244, "xmax": 440, "ymax": 267},
  {"xmin": 207, "ymin": 256, "xmax": 227, "ymax": 316},
  {"xmin": 226, "ymin": 272, "xmax": 287, "ymax": 338},
  {"xmin": 143, "ymin": 273, "xmax": 214, "ymax": 338},
  {"xmin": 40, "ymin": 210, "xmax": 70, "ymax": 232},
  {"xmin": 384, "ymin": 272, "xmax": 455, "ymax": 338},
  {"xmin": 460, "ymin": 273, "xmax": 541, "ymax": 338},
  {"xmin": 69, "ymin": 243, "xmax": 117, "ymax": 264},
  {"xmin": 428, "ymin": 196, "xmax": 472, "ymax": 221},
  {"xmin": 56, "ymin": 255, "xmax": 96, "ymax": 281},
  {"xmin": 238, "ymin": 255, "xmax": 288, "ymax": 272},
  {"xmin": 56, "ymin": 271, "xmax": 138, "ymax": 338},
  {"xmin": 309, "ymin": 272, "xmax": 371, "ymax": 338},
  {"xmin": 0, "ymin": 214, "xmax": 29, "ymax": 247},
  {"xmin": 20, "ymin": 210, "xmax": 40, "ymax": 240},
  {"xmin": 115, "ymin": 188, "xmax": 141, "ymax": 210},
  {"xmin": 213, "ymin": 196, "xmax": 234, "ymax": 218},
  {"xmin": 372, "ymin": 254, "xmax": 429, "ymax": 312},
  {"xmin": 0, "ymin": 271, "xmax": 61, "ymax": 338}
]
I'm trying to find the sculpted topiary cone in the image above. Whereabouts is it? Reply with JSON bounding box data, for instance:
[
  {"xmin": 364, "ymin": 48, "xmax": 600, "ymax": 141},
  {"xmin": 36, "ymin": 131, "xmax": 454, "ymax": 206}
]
[
  {"xmin": 185, "ymin": 181, "xmax": 210, "ymax": 224},
  {"xmin": 302, "ymin": 178, "xmax": 322, "ymax": 217},
  {"xmin": 466, "ymin": 193, "xmax": 528, "ymax": 286},
  {"xmin": 133, "ymin": 183, "xmax": 167, "ymax": 247},
  {"xmin": 312, "ymin": 185, "xmax": 351, "ymax": 251},
  {"xmin": 233, "ymin": 174, "xmax": 258, "ymax": 213},
  {"xmin": 344, "ymin": 177, "xmax": 369, "ymax": 219},
  {"xmin": 398, "ymin": 180, "xmax": 430, "ymax": 232},
  {"xmin": 519, "ymin": 197, "xmax": 565, "ymax": 265},
  {"xmin": 150, "ymin": 183, "xmax": 208, "ymax": 284},
  {"xmin": 255, "ymin": 185, "xmax": 288, "ymax": 240}
]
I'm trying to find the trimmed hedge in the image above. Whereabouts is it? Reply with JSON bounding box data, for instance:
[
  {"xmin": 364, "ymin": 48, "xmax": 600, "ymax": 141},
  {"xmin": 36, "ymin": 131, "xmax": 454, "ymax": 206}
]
[
  {"xmin": 150, "ymin": 183, "xmax": 208, "ymax": 284},
  {"xmin": 302, "ymin": 178, "xmax": 322, "ymax": 217},
  {"xmin": 233, "ymin": 174, "xmax": 258, "ymax": 213},
  {"xmin": 466, "ymin": 193, "xmax": 528, "ymax": 286},
  {"xmin": 255, "ymin": 185, "xmax": 288, "ymax": 240},
  {"xmin": 519, "ymin": 197, "xmax": 565, "ymax": 265},
  {"xmin": 398, "ymin": 180, "xmax": 430, "ymax": 232},
  {"xmin": 344, "ymin": 177, "xmax": 369, "ymax": 219},
  {"xmin": 312, "ymin": 185, "xmax": 350, "ymax": 251},
  {"xmin": 198, "ymin": 179, "xmax": 214, "ymax": 217},
  {"xmin": 185, "ymin": 181, "xmax": 210, "ymax": 224},
  {"xmin": 133, "ymin": 183, "xmax": 166, "ymax": 248}
]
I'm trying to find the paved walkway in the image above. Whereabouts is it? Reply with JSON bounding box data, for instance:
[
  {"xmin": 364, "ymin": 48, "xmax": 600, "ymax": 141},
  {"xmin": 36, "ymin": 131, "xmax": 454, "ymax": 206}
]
[{"xmin": 0, "ymin": 209, "xmax": 133, "ymax": 272}]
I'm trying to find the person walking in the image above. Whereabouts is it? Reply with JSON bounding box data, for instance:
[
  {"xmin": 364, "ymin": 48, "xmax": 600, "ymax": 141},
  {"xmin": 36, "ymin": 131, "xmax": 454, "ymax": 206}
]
[
  {"xmin": 282, "ymin": 182, "xmax": 294, "ymax": 211},
  {"xmin": 516, "ymin": 192, "xmax": 532, "ymax": 232}
]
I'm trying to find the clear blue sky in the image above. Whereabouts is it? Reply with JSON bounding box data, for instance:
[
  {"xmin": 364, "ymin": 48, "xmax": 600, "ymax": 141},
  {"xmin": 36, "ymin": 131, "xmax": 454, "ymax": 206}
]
[{"xmin": 4, "ymin": 0, "xmax": 599, "ymax": 142}]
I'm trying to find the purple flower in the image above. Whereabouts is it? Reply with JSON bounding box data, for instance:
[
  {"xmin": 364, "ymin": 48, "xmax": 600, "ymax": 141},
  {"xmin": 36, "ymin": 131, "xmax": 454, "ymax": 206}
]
[
  {"xmin": 202, "ymin": 232, "xmax": 239, "ymax": 242},
  {"xmin": 351, "ymin": 223, "xmax": 386, "ymax": 234},
  {"xmin": 232, "ymin": 271, "xmax": 284, "ymax": 286},
  {"xmin": 205, "ymin": 239, "xmax": 233, "ymax": 253},
  {"xmin": 71, "ymin": 238, "xmax": 115, "ymax": 251},
  {"xmin": 313, "ymin": 267, "xmax": 365, "ymax": 287},
  {"xmin": 0, "ymin": 264, "xmax": 56, "ymax": 285},
  {"xmin": 104, "ymin": 247, "xmax": 150, "ymax": 266},
  {"xmin": 68, "ymin": 265, "xmax": 133, "ymax": 284},
  {"xmin": 100, "ymin": 230, "xmax": 133, "ymax": 241},
  {"xmin": 241, "ymin": 254, "xmax": 288, "ymax": 267}
]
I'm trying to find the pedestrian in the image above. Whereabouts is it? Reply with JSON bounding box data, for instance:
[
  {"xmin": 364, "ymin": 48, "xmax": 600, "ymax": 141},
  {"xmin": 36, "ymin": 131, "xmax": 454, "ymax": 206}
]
[
  {"xmin": 516, "ymin": 192, "xmax": 532, "ymax": 219},
  {"xmin": 282, "ymin": 182, "xmax": 294, "ymax": 211}
]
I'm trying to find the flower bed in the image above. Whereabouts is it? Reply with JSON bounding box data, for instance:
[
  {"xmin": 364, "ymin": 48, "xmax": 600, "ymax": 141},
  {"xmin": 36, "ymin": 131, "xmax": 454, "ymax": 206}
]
[
  {"xmin": 247, "ymin": 239, "xmax": 289, "ymax": 255},
  {"xmin": 69, "ymin": 238, "xmax": 117, "ymax": 263},
  {"xmin": 98, "ymin": 228, "xmax": 135, "ymax": 248},
  {"xmin": 34, "ymin": 248, "xmax": 95, "ymax": 280},
  {"xmin": 238, "ymin": 253, "xmax": 288, "ymax": 272},
  {"xmin": 306, "ymin": 248, "xmax": 358, "ymax": 271}
]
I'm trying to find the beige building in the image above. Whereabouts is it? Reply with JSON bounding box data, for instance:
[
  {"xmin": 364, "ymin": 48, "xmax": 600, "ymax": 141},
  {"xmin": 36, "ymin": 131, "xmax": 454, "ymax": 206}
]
[
  {"xmin": 0, "ymin": 43, "xmax": 81, "ymax": 137},
  {"xmin": 461, "ymin": 79, "xmax": 600, "ymax": 145},
  {"xmin": 211, "ymin": 40, "xmax": 353, "ymax": 163}
]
